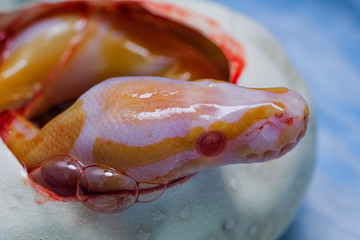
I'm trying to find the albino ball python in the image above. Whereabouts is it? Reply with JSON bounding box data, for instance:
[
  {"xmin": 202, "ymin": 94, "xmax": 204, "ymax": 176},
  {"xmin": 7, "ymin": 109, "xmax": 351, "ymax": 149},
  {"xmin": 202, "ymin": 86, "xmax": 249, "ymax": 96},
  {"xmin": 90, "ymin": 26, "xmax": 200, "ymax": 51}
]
[{"xmin": 0, "ymin": 1, "xmax": 308, "ymax": 213}]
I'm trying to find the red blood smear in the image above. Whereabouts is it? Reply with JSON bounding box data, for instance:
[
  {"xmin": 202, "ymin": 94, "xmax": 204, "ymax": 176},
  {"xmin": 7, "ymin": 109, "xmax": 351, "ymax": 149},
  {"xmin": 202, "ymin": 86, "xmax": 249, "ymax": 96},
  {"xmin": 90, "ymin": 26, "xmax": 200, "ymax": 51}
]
[
  {"xmin": 0, "ymin": 111, "xmax": 16, "ymax": 141},
  {"xmin": 210, "ymin": 34, "xmax": 246, "ymax": 84}
]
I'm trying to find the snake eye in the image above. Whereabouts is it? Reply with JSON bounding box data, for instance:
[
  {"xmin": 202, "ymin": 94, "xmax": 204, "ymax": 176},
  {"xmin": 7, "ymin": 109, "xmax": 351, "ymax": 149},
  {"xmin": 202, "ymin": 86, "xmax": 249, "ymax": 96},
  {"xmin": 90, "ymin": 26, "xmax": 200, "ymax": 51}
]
[{"xmin": 196, "ymin": 131, "xmax": 227, "ymax": 157}]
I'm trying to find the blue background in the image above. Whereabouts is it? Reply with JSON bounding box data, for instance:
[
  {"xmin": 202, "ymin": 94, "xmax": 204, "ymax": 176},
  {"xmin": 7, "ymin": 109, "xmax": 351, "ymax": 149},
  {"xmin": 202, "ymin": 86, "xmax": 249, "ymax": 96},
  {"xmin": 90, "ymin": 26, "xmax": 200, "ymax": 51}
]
[{"xmin": 210, "ymin": 0, "xmax": 360, "ymax": 239}]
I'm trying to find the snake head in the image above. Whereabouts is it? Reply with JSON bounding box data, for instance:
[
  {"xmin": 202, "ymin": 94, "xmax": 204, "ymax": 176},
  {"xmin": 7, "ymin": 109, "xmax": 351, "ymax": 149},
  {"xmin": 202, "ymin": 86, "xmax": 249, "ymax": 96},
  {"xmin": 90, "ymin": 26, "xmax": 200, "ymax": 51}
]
[
  {"xmin": 67, "ymin": 77, "xmax": 309, "ymax": 183},
  {"xmin": 140, "ymin": 78, "xmax": 309, "ymax": 178}
]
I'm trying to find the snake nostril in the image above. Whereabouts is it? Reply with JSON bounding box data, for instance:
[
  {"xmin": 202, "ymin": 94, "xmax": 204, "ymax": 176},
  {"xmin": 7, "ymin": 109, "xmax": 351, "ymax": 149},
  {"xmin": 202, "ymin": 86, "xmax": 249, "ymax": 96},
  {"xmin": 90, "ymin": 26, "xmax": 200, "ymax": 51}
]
[
  {"xmin": 28, "ymin": 155, "xmax": 83, "ymax": 200},
  {"xmin": 285, "ymin": 117, "xmax": 294, "ymax": 125},
  {"xmin": 275, "ymin": 112, "xmax": 284, "ymax": 119}
]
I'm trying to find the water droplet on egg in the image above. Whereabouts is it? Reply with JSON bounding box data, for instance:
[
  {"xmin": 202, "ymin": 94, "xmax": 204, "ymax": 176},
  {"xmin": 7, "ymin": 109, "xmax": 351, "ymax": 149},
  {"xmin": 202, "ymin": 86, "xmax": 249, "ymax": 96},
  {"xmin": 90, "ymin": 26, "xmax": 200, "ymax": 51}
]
[
  {"xmin": 13, "ymin": 190, "xmax": 23, "ymax": 199},
  {"xmin": 152, "ymin": 210, "xmax": 165, "ymax": 221},
  {"xmin": 248, "ymin": 225, "xmax": 258, "ymax": 236},
  {"xmin": 8, "ymin": 202, "xmax": 17, "ymax": 209},
  {"xmin": 205, "ymin": 235, "xmax": 218, "ymax": 240},
  {"xmin": 224, "ymin": 218, "xmax": 236, "ymax": 230},
  {"xmin": 137, "ymin": 229, "xmax": 150, "ymax": 240},
  {"xmin": 228, "ymin": 178, "xmax": 238, "ymax": 191},
  {"xmin": 181, "ymin": 205, "xmax": 190, "ymax": 219}
]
